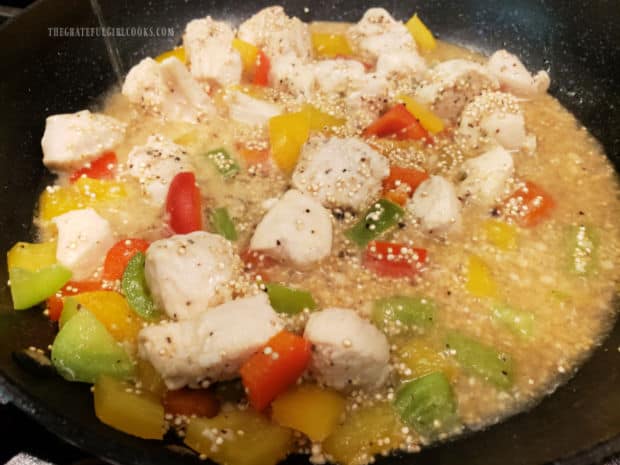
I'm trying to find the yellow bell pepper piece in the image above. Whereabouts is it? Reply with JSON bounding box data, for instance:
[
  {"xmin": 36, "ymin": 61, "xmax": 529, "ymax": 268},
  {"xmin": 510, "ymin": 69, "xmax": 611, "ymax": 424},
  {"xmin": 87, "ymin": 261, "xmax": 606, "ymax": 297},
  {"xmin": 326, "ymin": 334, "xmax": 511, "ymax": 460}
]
[
  {"xmin": 136, "ymin": 358, "xmax": 166, "ymax": 398},
  {"xmin": 466, "ymin": 255, "xmax": 497, "ymax": 298},
  {"xmin": 73, "ymin": 291, "xmax": 143, "ymax": 343},
  {"xmin": 7, "ymin": 241, "xmax": 57, "ymax": 272},
  {"xmin": 405, "ymin": 14, "xmax": 437, "ymax": 51},
  {"xmin": 483, "ymin": 219, "xmax": 518, "ymax": 251},
  {"xmin": 39, "ymin": 178, "xmax": 126, "ymax": 221},
  {"xmin": 311, "ymin": 33, "xmax": 353, "ymax": 58},
  {"xmin": 397, "ymin": 95, "xmax": 444, "ymax": 133},
  {"xmin": 94, "ymin": 375, "xmax": 166, "ymax": 440},
  {"xmin": 271, "ymin": 384, "xmax": 346, "ymax": 441},
  {"xmin": 301, "ymin": 104, "xmax": 345, "ymax": 130},
  {"xmin": 155, "ymin": 46, "xmax": 186, "ymax": 64},
  {"xmin": 185, "ymin": 409, "xmax": 292, "ymax": 465},
  {"xmin": 399, "ymin": 338, "xmax": 457, "ymax": 381},
  {"xmin": 323, "ymin": 403, "xmax": 406, "ymax": 465},
  {"xmin": 268, "ymin": 112, "xmax": 311, "ymax": 174},
  {"xmin": 232, "ymin": 38, "xmax": 259, "ymax": 72}
]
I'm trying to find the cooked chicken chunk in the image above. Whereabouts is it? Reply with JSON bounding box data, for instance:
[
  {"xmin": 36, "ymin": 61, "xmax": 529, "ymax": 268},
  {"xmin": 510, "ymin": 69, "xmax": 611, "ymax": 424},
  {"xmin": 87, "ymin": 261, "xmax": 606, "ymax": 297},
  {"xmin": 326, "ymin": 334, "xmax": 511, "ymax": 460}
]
[
  {"xmin": 126, "ymin": 135, "xmax": 192, "ymax": 206},
  {"xmin": 414, "ymin": 59, "xmax": 499, "ymax": 121},
  {"xmin": 375, "ymin": 50, "xmax": 428, "ymax": 83},
  {"xmin": 487, "ymin": 49, "xmax": 550, "ymax": 97},
  {"xmin": 138, "ymin": 294, "xmax": 283, "ymax": 389},
  {"xmin": 347, "ymin": 8, "xmax": 416, "ymax": 61},
  {"xmin": 41, "ymin": 110, "xmax": 126, "ymax": 172},
  {"xmin": 408, "ymin": 175, "xmax": 462, "ymax": 235},
  {"xmin": 52, "ymin": 208, "xmax": 115, "ymax": 281},
  {"xmin": 304, "ymin": 307, "xmax": 390, "ymax": 391},
  {"xmin": 292, "ymin": 136, "xmax": 390, "ymax": 211},
  {"xmin": 227, "ymin": 91, "xmax": 282, "ymax": 126},
  {"xmin": 237, "ymin": 6, "xmax": 312, "ymax": 60},
  {"xmin": 145, "ymin": 231, "xmax": 241, "ymax": 320},
  {"xmin": 457, "ymin": 92, "xmax": 535, "ymax": 152},
  {"xmin": 311, "ymin": 59, "xmax": 367, "ymax": 95},
  {"xmin": 457, "ymin": 146, "xmax": 515, "ymax": 206},
  {"xmin": 122, "ymin": 57, "xmax": 215, "ymax": 124},
  {"xmin": 183, "ymin": 17, "xmax": 242, "ymax": 86},
  {"xmin": 269, "ymin": 53, "xmax": 314, "ymax": 98},
  {"xmin": 346, "ymin": 73, "xmax": 390, "ymax": 130},
  {"xmin": 249, "ymin": 189, "xmax": 333, "ymax": 267}
]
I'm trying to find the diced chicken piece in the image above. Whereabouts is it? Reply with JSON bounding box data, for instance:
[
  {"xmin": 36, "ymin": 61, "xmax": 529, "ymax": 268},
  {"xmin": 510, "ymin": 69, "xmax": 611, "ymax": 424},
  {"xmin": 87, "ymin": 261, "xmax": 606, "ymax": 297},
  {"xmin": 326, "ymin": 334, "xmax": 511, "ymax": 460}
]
[
  {"xmin": 227, "ymin": 91, "xmax": 282, "ymax": 126},
  {"xmin": 487, "ymin": 50, "xmax": 550, "ymax": 97},
  {"xmin": 52, "ymin": 208, "xmax": 115, "ymax": 281},
  {"xmin": 304, "ymin": 308, "xmax": 390, "ymax": 391},
  {"xmin": 250, "ymin": 189, "xmax": 332, "ymax": 267},
  {"xmin": 138, "ymin": 294, "xmax": 283, "ymax": 389},
  {"xmin": 127, "ymin": 135, "xmax": 192, "ymax": 205},
  {"xmin": 122, "ymin": 57, "xmax": 215, "ymax": 124},
  {"xmin": 408, "ymin": 176, "xmax": 462, "ymax": 235},
  {"xmin": 237, "ymin": 6, "xmax": 312, "ymax": 60},
  {"xmin": 41, "ymin": 110, "xmax": 126, "ymax": 172},
  {"xmin": 414, "ymin": 59, "xmax": 499, "ymax": 121},
  {"xmin": 145, "ymin": 231, "xmax": 241, "ymax": 320},
  {"xmin": 346, "ymin": 73, "xmax": 390, "ymax": 131},
  {"xmin": 347, "ymin": 8, "xmax": 415, "ymax": 61},
  {"xmin": 457, "ymin": 92, "xmax": 535, "ymax": 152},
  {"xmin": 311, "ymin": 59, "xmax": 366, "ymax": 95},
  {"xmin": 269, "ymin": 53, "xmax": 314, "ymax": 98},
  {"xmin": 457, "ymin": 146, "xmax": 515, "ymax": 206},
  {"xmin": 375, "ymin": 50, "xmax": 428, "ymax": 83},
  {"xmin": 292, "ymin": 136, "xmax": 389, "ymax": 211},
  {"xmin": 183, "ymin": 17, "xmax": 242, "ymax": 86}
]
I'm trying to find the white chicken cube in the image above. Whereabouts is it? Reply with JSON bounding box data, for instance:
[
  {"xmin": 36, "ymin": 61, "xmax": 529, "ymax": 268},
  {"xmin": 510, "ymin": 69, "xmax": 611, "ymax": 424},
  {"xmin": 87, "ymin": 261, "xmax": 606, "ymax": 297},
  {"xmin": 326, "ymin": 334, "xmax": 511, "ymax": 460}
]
[
  {"xmin": 408, "ymin": 175, "xmax": 462, "ymax": 235},
  {"xmin": 457, "ymin": 91, "xmax": 533, "ymax": 152},
  {"xmin": 487, "ymin": 49, "xmax": 550, "ymax": 97},
  {"xmin": 375, "ymin": 50, "xmax": 428, "ymax": 84},
  {"xmin": 41, "ymin": 110, "xmax": 126, "ymax": 172},
  {"xmin": 122, "ymin": 57, "xmax": 215, "ymax": 124},
  {"xmin": 237, "ymin": 6, "xmax": 312, "ymax": 60},
  {"xmin": 183, "ymin": 17, "xmax": 242, "ymax": 86},
  {"xmin": 227, "ymin": 90, "xmax": 282, "ymax": 126},
  {"xmin": 414, "ymin": 59, "xmax": 499, "ymax": 121},
  {"xmin": 311, "ymin": 59, "xmax": 366, "ymax": 95},
  {"xmin": 52, "ymin": 208, "xmax": 115, "ymax": 281},
  {"xmin": 304, "ymin": 307, "xmax": 390, "ymax": 391},
  {"xmin": 249, "ymin": 189, "xmax": 332, "ymax": 267},
  {"xmin": 127, "ymin": 135, "xmax": 192, "ymax": 206},
  {"xmin": 346, "ymin": 72, "xmax": 390, "ymax": 131},
  {"xmin": 138, "ymin": 293, "xmax": 283, "ymax": 389},
  {"xmin": 347, "ymin": 8, "xmax": 416, "ymax": 61},
  {"xmin": 269, "ymin": 53, "xmax": 314, "ymax": 98},
  {"xmin": 292, "ymin": 136, "xmax": 389, "ymax": 211},
  {"xmin": 145, "ymin": 231, "xmax": 241, "ymax": 320},
  {"xmin": 457, "ymin": 146, "xmax": 515, "ymax": 206}
]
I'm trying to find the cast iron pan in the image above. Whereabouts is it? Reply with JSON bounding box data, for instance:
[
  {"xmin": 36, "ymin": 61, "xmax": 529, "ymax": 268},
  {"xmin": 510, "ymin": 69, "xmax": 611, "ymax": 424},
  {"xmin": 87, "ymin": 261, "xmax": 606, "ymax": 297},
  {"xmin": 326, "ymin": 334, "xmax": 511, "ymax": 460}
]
[{"xmin": 0, "ymin": 0, "xmax": 619, "ymax": 464}]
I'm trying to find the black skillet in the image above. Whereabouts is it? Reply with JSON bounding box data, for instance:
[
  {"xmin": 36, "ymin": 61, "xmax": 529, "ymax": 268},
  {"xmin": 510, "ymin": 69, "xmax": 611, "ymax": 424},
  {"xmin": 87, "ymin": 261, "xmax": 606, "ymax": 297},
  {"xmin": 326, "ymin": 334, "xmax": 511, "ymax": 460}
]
[{"xmin": 0, "ymin": 0, "xmax": 619, "ymax": 464}]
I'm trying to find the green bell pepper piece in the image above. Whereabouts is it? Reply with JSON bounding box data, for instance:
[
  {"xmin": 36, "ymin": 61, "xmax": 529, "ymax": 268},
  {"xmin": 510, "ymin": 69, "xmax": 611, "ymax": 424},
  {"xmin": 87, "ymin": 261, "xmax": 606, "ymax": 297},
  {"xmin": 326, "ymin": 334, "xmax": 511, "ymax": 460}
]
[
  {"xmin": 372, "ymin": 295, "xmax": 435, "ymax": 330},
  {"xmin": 51, "ymin": 309, "xmax": 134, "ymax": 383},
  {"xmin": 265, "ymin": 283, "xmax": 317, "ymax": 315},
  {"xmin": 9, "ymin": 265, "xmax": 72, "ymax": 310},
  {"xmin": 59, "ymin": 296, "xmax": 80, "ymax": 329},
  {"xmin": 345, "ymin": 199, "xmax": 404, "ymax": 247},
  {"xmin": 394, "ymin": 371, "xmax": 458, "ymax": 438},
  {"xmin": 121, "ymin": 252, "xmax": 160, "ymax": 321},
  {"xmin": 206, "ymin": 147, "xmax": 240, "ymax": 179},
  {"xmin": 567, "ymin": 224, "xmax": 599, "ymax": 275},
  {"xmin": 445, "ymin": 332, "xmax": 514, "ymax": 389},
  {"xmin": 492, "ymin": 304, "xmax": 534, "ymax": 339},
  {"xmin": 210, "ymin": 207, "xmax": 238, "ymax": 241}
]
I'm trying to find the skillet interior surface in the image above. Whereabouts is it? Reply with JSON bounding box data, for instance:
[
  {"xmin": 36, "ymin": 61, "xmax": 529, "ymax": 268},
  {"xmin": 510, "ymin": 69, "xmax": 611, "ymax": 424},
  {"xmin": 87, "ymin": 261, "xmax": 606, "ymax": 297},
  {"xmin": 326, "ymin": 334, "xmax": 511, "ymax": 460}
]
[{"xmin": 0, "ymin": 1, "xmax": 619, "ymax": 464}]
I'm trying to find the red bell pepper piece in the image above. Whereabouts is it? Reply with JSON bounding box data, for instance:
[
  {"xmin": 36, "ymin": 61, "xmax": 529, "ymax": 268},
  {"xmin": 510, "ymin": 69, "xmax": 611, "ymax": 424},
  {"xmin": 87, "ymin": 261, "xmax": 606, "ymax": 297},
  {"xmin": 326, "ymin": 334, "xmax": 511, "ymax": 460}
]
[
  {"xmin": 363, "ymin": 240, "xmax": 428, "ymax": 278},
  {"xmin": 46, "ymin": 280, "xmax": 105, "ymax": 321},
  {"xmin": 166, "ymin": 172, "xmax": 202, "ymax": 234},
  {"xmin": 102, "ymin": 238, "xmax": 150, "ymax": 281},
  {"xmin": 253, "ymin": 50, "xmax": 270, "ymax": 86},
  {"xmin": 363, "ymin": 105, "xmax": 430, "ymax": 141},
  {"xmin": 240, "ymin": 330, "xmax": 311, "ymax": 411},
  {"xmin": 69, "ymin": 151, "xmax": 117, "ymax": 183},
  {"xmin": 502, "ymin": 181, "xmax": 556, "ymax": 228},
  {"xmin": 240, "ymin": 249, "xmax": 277, "ymax": 281}
]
